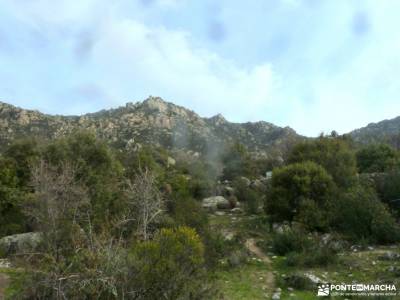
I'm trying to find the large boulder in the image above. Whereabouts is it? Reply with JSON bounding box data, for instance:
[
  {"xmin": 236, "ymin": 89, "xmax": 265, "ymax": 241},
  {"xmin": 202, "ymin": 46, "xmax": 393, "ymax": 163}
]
[
  {"xmin": 0, "ymin": 232, "xmax": 42, "ymax": 256},
  {"xmin": 202, "ymin": 196, "xmax": 230, "ymax": 211}
]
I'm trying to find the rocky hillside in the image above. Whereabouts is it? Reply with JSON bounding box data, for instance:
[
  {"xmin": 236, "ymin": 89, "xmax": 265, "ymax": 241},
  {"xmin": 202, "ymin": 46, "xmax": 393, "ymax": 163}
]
[
  {"xmin": 0, "ymin": 97, "xmax": 302, "ymax": 158},
  {"xmin": 350, "ymin": 116, "xmax": 400, "ymax": 149}
]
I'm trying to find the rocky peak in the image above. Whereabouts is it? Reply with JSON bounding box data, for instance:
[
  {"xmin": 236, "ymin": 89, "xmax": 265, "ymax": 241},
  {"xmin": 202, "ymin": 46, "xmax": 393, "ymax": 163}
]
[
  {"xmin": 140, "ymin": 96, "xmax": 169, "ymax": 113},
  {"xmin": 208, "ymin": 114, "xmax": 227, "ymax": 125}
]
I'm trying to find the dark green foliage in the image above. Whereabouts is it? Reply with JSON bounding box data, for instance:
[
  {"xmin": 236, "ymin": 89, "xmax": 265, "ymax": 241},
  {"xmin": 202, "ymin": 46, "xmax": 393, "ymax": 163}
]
[
  {"xmin": 4, "ymin": 138, "xmax": 40, "ymax": 188},
  {"xmin": 271, "ymin": 228, "xmax": 338, "ymax": 267},
  {"xmin": 0, "ymin": 158, "xmax": 26, "ymax": 237},
  {"xmin": 288, "ymin": 137, "xmax": 357, "ymax": 188},
  {"xmin": 265, "ymin": 161, "xmax": 334, "ymax": 229},
  {"xmin": 356, "ymin": 143, "xmax": 400, "ymax": 173},
  {"xmin": 122, "ymin": 146, "xmax": 167, "ymax": 179},
  {"xmin": 330, "ymin": 185, "xmax": 400, "ymax": 244},
  {"xmin": 378, "ymin": 170, "xmax": 400, "ymax": 209},
  {"xmin": 233, "ymin": 178, "xmax": 261, "ymax": 214},
  {"xmin": 270, "ymin": 228, "xmax": 312, "ymax": 256},
  {"xmin": 43, "ymin": 132, "xmax": 124, "ymax": 228}
]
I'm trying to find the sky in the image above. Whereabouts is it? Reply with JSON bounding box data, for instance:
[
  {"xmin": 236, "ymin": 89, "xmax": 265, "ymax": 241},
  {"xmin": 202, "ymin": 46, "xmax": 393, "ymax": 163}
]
[{"xmin": 0, "ymin": 0, "xmax": 399, "ymax": 136}]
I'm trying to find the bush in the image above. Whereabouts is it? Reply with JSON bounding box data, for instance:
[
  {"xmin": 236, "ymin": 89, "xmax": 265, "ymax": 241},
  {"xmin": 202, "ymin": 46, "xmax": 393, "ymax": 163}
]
[
  {"xmin": 265, "ymin": 161, "xmax": 334, "ymax": 228},
  {"xmin": 271, "ymin": 228, "xmax": 338, "ymax": 267},
  {"xmin": 271, "ymin": 228, "xmax": 311, "ymax": 256},
  {"xmin": 233, "ymin": 178, "xmax": 261, "ymax": 214},
  {"xmin": 330, "ymin": 185, "xmax": 400, "ymax": 244},
  {"xmin": 130, "ymin": 227, "xmax": 212, "ymax": 299}
]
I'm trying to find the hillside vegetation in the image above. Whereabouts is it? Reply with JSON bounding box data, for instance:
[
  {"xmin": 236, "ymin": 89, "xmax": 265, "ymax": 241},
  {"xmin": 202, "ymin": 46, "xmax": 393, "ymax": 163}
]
[{"xmin": 1, "ymin": 101, "xmax": 400, "ymax": 299}]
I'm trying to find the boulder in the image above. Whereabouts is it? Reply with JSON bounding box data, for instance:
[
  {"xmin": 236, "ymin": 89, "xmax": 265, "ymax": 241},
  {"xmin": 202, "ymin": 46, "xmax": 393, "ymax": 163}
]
[
  {"xmin": 284, "ymin": 273, "xmax": 322, "ymax": 290},
  {"xmin": 272, "ymin": 223, "xmax": 291, "ymax": 234},
  {"xmin": 250, "ymin": 179, "xmax": 264, "ymax": 189},
  {"xmin": 223, "ymin": 186, "xmax": 235, "ymax": 197},
  {"xmin": 240, "ymin": 176, "xmax": 251, "ymax": 187},
  {"xmin": 202, "ymin": 196, "xmax": 230, "ymax": 211},
  {"xmin": 0, "ymin": 232, "xmax": 42, "ymax": 256},
  {"xmin": 231, "ymin": 207, "xmax": 244, "ymax": 214},
  {"xmin": 167, "ymin": 156, "xmax": 176, "ymax": 167}
]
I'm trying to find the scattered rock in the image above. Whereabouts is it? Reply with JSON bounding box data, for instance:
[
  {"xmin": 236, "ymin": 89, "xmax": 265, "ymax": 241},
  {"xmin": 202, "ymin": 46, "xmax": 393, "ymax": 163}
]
[
  {"xmin": 303, "ymin": 272, "xmax": 323, "ymax": 284},
  {"xmin": 0, "ymin": 259, "xmax": 11, "ymax": 268},
  {"xmin": 272, "ymin": 223, "xmax": 290, "ymax": 234},
  {"xmin": 378, "ymin": 252, "xmax": 400, "ymax": 261},
  {"xmin": 272, "ymin": 292, "xmax": 281, "ymax": 300},
  {"xmin": 231, "ymin": 207, "xmax": 243, "ymax": 214},
  {"xmin": 240, "ymin": 177, "xmax": 251, "ymax": 187},
  {"xmin": 284, "ymin": 273, "xmax": 317, "ymax": 290}
]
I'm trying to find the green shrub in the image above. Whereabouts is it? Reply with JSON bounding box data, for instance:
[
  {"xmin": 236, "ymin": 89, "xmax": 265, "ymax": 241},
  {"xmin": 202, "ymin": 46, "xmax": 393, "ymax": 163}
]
[
  {"xmin": 356, "ymin": 144, "xmax": 400, "ymax": 173},
  {"xmin": 130, "ymin": 227, "xmax": 212, "ymax": 299},
  {"xmin": 330, "ymin": 185, "xmax": 400, "ymax": 244},
  {"xmin": 271, "ymin": 228, "xmax": 311, "ymax": 256},
  {"xmin": 272, "ymin": 229, "xmax": 338, "ymax": 267},
  {"xmin": 288, "ymin": 136, "xmax": 357, "ymax": 189},
  {"xmin": 233, "ymin": 178, "xmax": 261, "ymax": 214},
  {"xmin": 265, "ymin": 161, "xmax": 334, "ymax": 227}
]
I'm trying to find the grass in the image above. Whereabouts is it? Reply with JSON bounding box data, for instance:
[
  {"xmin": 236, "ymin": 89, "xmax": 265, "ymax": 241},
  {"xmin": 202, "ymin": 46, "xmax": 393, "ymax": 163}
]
[
  {"xmin": 213, "ymin": 260, "xmax": 272, "ymax": 300},
  {"xmin": 0, "ymin": 267, "xmax": 23, "ymax": 299}
]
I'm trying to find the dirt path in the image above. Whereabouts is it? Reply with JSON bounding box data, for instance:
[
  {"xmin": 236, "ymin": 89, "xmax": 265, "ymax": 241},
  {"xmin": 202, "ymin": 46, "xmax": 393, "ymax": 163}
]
[
  {"xmin": 0, "ymin": 273, "xmax": 9, "ymax": 300},
  {"xmin": 245, "ymin": 238, "xmax": 275, "ymax": 296}
]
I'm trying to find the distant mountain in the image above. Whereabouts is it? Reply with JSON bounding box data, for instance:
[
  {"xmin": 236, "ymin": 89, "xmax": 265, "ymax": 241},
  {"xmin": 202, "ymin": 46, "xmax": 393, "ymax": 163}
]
[
  {"xmin": 0, "ymin": 97, "xmax": 303, "ymax": 159},
  {"xmin": 350, "ymin": 116, "xmax": 400, "ymax": 149}
]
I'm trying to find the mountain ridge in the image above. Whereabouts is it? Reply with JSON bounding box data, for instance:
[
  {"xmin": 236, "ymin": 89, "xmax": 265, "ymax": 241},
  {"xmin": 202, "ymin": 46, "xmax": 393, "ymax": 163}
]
[{"xmin": 0, "ymin": 97, "xmax": 302, "ymax": 159}]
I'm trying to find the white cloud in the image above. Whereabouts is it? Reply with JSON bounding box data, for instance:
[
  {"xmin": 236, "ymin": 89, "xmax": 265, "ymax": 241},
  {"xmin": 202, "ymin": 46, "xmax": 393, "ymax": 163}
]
[{"xmin": 76, "ymin": 15, "xmax": 280, "ymax": 122}]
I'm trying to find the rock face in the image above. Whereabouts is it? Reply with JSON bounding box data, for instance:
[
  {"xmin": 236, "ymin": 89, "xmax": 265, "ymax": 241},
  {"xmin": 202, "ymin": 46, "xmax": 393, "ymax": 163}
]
[
  {"xmin": 0, "ymin": 97, "xmax": 303, "ymax": 158},
  {"xmin": 202, "ymin": 196, "xmax": 231, "ymax": 211},
  {"xmin": 350, "ymin": 116, "xmax": 400, "ymax": 149},
  {"xmin": 0, "ymin": 232, "xmax": 42, "ymax": 256}
]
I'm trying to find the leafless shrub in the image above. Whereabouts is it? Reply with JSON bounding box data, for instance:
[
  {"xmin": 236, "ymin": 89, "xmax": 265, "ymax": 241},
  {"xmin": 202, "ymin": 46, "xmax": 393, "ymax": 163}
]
[{"xmin": 123, "ymin": 168, "xmax": 164, "ymax": 240}]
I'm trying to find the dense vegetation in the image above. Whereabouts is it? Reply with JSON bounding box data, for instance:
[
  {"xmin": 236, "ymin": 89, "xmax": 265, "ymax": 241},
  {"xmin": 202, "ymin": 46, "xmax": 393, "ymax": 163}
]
[{"xmin": 1, "ymin": 131, "xmax": 400, "ymax": 299}]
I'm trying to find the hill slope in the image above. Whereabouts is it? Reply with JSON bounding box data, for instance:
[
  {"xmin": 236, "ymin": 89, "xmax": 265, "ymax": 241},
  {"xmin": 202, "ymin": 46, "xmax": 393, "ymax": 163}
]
[
  {"xmin": 0, "ymin": 97, "xmax": 302, "ymax": 158},
  {"xmin": 350, "ymin": 116, "xmax": 400, "ymax": 149}
]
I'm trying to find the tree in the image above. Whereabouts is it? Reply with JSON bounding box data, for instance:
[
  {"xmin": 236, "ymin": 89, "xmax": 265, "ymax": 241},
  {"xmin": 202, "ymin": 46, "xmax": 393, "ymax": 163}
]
[
  {"xmin": 356, "ymin": 143, "xmax": 399, "ymax": 173},
  {"xmin": 265, "ymin": 161, "xmax": 334, "ymax": 230},
  {"xmin": 125, "ymin": 168, "xmax": 164, "ymax": 240},
  {"xmin": 288, "ymin": 136, "xmax": 357, "ymax": 189}
]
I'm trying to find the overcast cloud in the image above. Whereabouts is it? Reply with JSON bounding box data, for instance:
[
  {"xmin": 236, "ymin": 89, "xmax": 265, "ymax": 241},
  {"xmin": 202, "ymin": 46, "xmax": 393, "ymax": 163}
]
[{"xmin": 0, "ymin": 0, "xmax": 399, "ymax": 136}]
